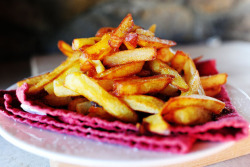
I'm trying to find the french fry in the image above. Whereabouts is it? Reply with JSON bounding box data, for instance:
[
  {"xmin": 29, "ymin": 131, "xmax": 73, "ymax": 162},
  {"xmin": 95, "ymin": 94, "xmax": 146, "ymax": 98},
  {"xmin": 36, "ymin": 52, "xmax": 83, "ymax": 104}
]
[
  {"xmin": 113, "ymin": 74, "xmax": 173, "ymax": 96},
  {"xmin": 94, "ymin": 61, "xmax": 144, "ymax": 79},
  {"xmin": 171, "ymin": 50, "xmax": 189, "ymax": 73},
  {"xmin": 163, "ymin": 106, "xmax": 212, "ymax": 125},
  {"xmin": 148, "ymin": 24, "xmax": 157, "ymax": 33},
  {"xmin": 109, "ymin": 13, "xmax": 134, "ymax": 48},
  {"xmin": 121, "ymin": 95, "xmax": 164, "ymax": 114},
  {"xmin": 103, "ymin": 47, "xmax": 156, "ymax": 67},
  {"xmin": 123, "ymin": 32, "xmax": 138, "ymax": 50},
  {"xmin": 17, "ymin": 72, "xmax": 49, "ymax": 87},
  {"xmin": 156, "ymin": 47, "xmax": 175, "ymax": 63},
  {"xmin": 54, "ymin": 80, "xmax": 79, "ymax": 97},
  {"xmin": 136, "ymin": 28, "xmax": 155, "ymax": 37},
  {"xmin": 95, "ymin": 79, "xmax": 114, "ymax": 91},
  {"xmin": 200, "ymin": 73, "xmax": 228, "ymax": 90},
  {"xmin": 43, "ymin": 94, "xmax": 72, "ymax": 107},
  {"xmin": 137, "ymin": 34, "xmax": 176, "ymax": 48},
  {"xmin": 159, "ymin": 84, "xmax": 179, "ymax": 97},
  {"xmin": 72, "ymin": 37, "xmax": 101, "ymax": 50},
  {"xmin": 82, "ymin": 33, "xmax": 113, "ymax": 60},
  {"xmin": 64, "ymin": 72, "xmax": 138, "ymax": 123},
  {"xmin": 68, "ymin": 97, "xmax": 87, "ymax": 111},
  {"xmin": 58, "ymin": 40, "xmax": 74, "ymax": 57},
  {"xmin": 148, "ymin": 59, "xmax": 189, "ymax": 91},
  {"xmin": 142, "ymin": 114, "xmax": 170, "ymax": 135},
  {"xmin": 28, "ymin": 52, "xmax": 80, "ymax": 94},
  {"xmin": 76, "ymin": 101, "xmax": 92, "ymax": 115},
  {"xmin": 95, "ymin": 27, "xmax": 115, "ymax": 37},
  {"xmin": 204, "ymin": 86, "xmax": 222, "ymax": 97},
  {"xmin": 161, "ymin": 94, "xmax": 225, "ymax": 115},
  {"xmin": 88, "ymin": 106, "xmax": 115, "ymax": 121}
]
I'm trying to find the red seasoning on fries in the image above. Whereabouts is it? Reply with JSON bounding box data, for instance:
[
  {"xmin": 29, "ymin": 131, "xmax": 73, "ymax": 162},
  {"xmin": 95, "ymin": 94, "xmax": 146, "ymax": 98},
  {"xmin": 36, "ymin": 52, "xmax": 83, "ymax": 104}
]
[{"xmin": 0, "ymin": 13, "xmax": 249, "ymax": 154}]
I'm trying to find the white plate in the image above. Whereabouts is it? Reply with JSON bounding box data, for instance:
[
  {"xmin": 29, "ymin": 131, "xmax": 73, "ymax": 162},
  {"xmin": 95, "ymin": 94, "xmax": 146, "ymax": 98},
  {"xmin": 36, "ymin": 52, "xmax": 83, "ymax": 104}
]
[{"xmin": 0, "ymin": 84, "xmax": 250, "ymax": 167}]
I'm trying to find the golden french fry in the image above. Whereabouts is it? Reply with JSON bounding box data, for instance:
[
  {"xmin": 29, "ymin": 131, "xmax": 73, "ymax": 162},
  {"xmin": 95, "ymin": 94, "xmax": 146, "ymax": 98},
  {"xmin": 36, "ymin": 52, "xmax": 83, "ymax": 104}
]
[
  {"xmin": 54, "ymin": 80, "xmax": 79, "ymax": 97},
  {"xmin": 109, "ymin": 13, "xmax": 134, "ymax": 48},
  {"xmin": 161, "ymin": 94, "xmax": 225, "ymax": 115},
  {"xmin": 156, "ymin": 47, "xmax": 175, "ymax": 63},
  {"xmin": 95, "ymin": 79, "xmax": 114, "ymax": 91},
  {"xmin": 171, "ymin": 50, "xmax": 189, "ymax": 73},
  {"xmin": 28, "ymin": 52, "xmax": 80, "ymax": 94},
  {"xmin": 148, "ymin": 59, "xmax": 189, "ymax": 91},
  {"xmin": 76, "ymin": 101, "xmax": 92, "ymax": 115},
  {"xmin": 64, "ymin": 72, "xmax": 138, "ymax": 123},
  {"xmin": 136, "ymin": 28, "xmax": 155, "ymax": 37},
  {"xmin": 43, "ymin": 94, "xmax": 72, "ymax": 107},
  {"xmin": 17, "ymin": 72, "xmax": 49, "ymax": 87},
  {"xmin": 137, "ymin": 34, "xmax": 176, "ymax": 48},
  {"xmin": 159, "ymin": 84, "xmax": 179, "ymax": 97},
  {"xmin": 103, "ymin": 47, "xmax": 156, "ymax": 67},
  {"xmin": 148, "ymin": 24, "xmax": 157, "ymax": 33},
  {"xmin": 58, "ymin": 40, "xmax": 74, "ymax": 57},
  {"xmin": 200, "ymin": 73, "xmax": 228, "ymax": 90},
  {"xmin": 123, "ymin": 32, "xmax": 138, "ymax": 50},
  {"xmin": 88, "ymin": 106, "xmax": 115, "ymax": 121},
  {"xmin": 72, "ymin": 37, "xmax": 101, "ymax": 50},
  {"xmin": 204, "ymin": 86, "xmax": 222, "ymax": 97},
  {"xmin": 68, "ymin": 97, "xmax": 87, "ymax": 111},
  {"xmin": 113, "ymin": 74, "xmax": 173, "ymax": 96},
  {"xmin": 94, "ymin": 62, "xmax": 144, "ymax": 79},
  {"xmin": 82, "ymin": 33, "xmax": 113, "ymax": 60},
  {"xmin": 181, "ymin": 70, "xmax": 200, "ymax": 96},
  {"xmin": 95, "ymin": 27, "xmax": 115, "ymax": 37},
  {"xmin": 142, "ymin": 114, "xmax": 170, "ymax": 135},
  {"xmin": 163, "ymin": 106, "xmax": 212, "ymax": 125},
  {"xmin": 121, "ymin": 95, "xmax": 164, "ymax": 114}
]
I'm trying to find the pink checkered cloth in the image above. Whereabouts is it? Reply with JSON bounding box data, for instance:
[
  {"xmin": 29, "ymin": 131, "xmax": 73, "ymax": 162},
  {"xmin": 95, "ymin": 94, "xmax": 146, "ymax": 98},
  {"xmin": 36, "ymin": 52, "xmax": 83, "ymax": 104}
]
[{"xmin": 0, "ymin": 60, "xmax": 249, "ymax": 153}]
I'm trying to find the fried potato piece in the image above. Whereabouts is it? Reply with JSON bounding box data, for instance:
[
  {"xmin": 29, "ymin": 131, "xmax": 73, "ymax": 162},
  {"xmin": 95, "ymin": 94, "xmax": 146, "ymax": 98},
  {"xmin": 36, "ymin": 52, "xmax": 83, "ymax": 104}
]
[
  {"xmin": 76, "ymin": 101, "xmax": 92, "ymax": 115},
  {"xmin": 121, "ymin": 95, "xmax": 165, "ymax": 114},
  {"xmin": 161, "ymin": 94, "xmax": 225, "ymax": 115},
  {"xmin": 103, "ymin": 47, "xmax": 156, "ymax": 67},
  {"xmin": 88, "ymin": 106, "xmax": 115, "ymax": 121},
  {"xmin": 17, "ymin": 72, "xmax": 49, "ymax": 87},
  {"xmin": 95, "ymin": 27, "xmax": 115, "ymax": 37},
  {"xmin": 159, "ymin": 84, "xmax": 179, "ymax": 97},
  {"xmin": 136, "ymin": 28, "xmax": 155, "ymax": 37},
  {"xmin": 109, "ymin": 13, "xmax": 134, "ymax": 48},
  {"xmin": 123, "ymin": 32, "xmax": 138, "ymax": 50},
  {"xmin": 28, "ymin": 52, "xmax": 80, "ymax": 94},
  {"xmin": 113, "ymin": 74, "xmax": 173, "ymax": 96},
  {"xmin": 142, "ymin": 114, "xmax": 170, "ymax": 135},
  {"xmin": 156, "ymin": 47, "xmax": 175, "ymax": 63},
  {"xmin": 54, "ymin": 80, "xmax": 79, "ymax": 97},
  {"xmin": 58, "ymin": 40, "xmax": 74, "ymax": 57},
  {"xmin": 148, "ymin": 59, "xmax": 189, "ymax": 91},
  {"xmin": 95, "ymin": 79, "xmax": 114, "ymax": 91},
  {"xmin": 68, "ymin": 97, "xmax": 87, "ymax": 111},
  {"xmin": 148, "ymin": 24, "xmax": 157, "ymax": 33},
  {"xmin": 163, "ymin": 106, "xmax": 212, "ymax": 125},
  {"xmin": 137, "ymin": 34, "xmax": 176, "ymax": 48},
  {"xmin": 43, "ymin": 94, "xmax": 72, "ymax": 107},
  {"xmin": 72, "ymin": 37, "xmax": 101, "ymax": 50},
  {"xmin": 94, "ymin": 62, "xmax": 144, "ymax": 79},
  {"xmin": 171, "ymin": 50, "xmax": 189, "ymax": 73},
  {"xmin": 200, "ymin": 73, "xmax": 228, "ymax": 90},
  {"xmin": 204, "ymin": 86, "xmax": 222, "ymax": 97},
  {"xmin": 82, "ymin": 33, "xmax": 113, "ymax": 60},
  {"xmin": 64, "ymin": 72, "xmax": 138, "ymax": 123}
]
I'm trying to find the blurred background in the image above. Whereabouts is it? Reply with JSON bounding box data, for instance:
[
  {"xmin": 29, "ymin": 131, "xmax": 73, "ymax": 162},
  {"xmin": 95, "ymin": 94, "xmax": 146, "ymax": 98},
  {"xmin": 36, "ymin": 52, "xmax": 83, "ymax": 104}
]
[{"xmin": 1, "ymin": 0, "xmax": 250, "ymax": 89}]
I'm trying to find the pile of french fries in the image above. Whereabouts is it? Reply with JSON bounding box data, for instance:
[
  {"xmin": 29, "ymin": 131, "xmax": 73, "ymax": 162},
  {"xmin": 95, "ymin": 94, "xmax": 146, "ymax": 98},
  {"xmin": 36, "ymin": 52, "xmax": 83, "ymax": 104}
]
[{"xmin": 17, "ymin": 14, "xmax": 228, "ymax": 135}]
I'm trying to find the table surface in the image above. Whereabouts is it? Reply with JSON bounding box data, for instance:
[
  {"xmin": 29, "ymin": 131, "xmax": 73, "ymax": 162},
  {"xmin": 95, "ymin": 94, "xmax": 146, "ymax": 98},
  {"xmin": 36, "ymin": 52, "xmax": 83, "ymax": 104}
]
[{"xmin": 1, "ymin": 40, "xmax": 250, "ymax": 167}]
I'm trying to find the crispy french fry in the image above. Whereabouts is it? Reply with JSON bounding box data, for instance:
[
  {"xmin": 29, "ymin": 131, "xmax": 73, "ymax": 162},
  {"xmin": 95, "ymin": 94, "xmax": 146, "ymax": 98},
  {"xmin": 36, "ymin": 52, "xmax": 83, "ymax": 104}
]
[
  {"xmin": 148, "ymin": 59, "xmax": 189, "ymax": 91},
  {"xmin": 54, "ymin": 80, "xmax": 79, "ymax": 97},
  {"xmin": 136, "ymin": 28, "xmax": 155, "ymax": 37},
  {"xmin": 82, "ymin": 33, "xmax": 113, "ymax": 60},
  {"xmin": 103, "ymin": 47, "xmax": 156, "ymax": 67},
  {"xmin": 204, "ymin": 86, "xmax": 222, "ymax": 97},
  {"xmin": 171, "ymin": 50, "xmax": 189, "ymax": 73},
  {"xmin": 109, "ymin": 13, "xmax": 134, "ymax": 48},
  {"xmin": 113, "ymin": 74, "xmax": 173, "ymax": 96},
  {"xmin": 200, "ymin": 73, "xmax": 228, "ymax": 90},
  {"xmin": 95, "ymin": 27, "xmax": 115, "ymax": 37},
  {"xmin": 163, "ymin": 106, "xmax": 212, "ymax": 125},
  {"xmin": 64, "ymin": 72, "xmax": 138, "ymax": 123},
  {"xmin": 76, "ymin": 101, "xmax": 92, "ymax": 115},
  {"xmin": 142, "ymin": 114, "xmax": 170, "ymax": 135},
  {"xmin": 72, "ymin": 37, "xmax": 101, "ymax": 50},
  {"xmin": 123, "ymin": 32, "xmax": 138, "ymax": 50},
  {"xmin": 17, "ymin": 72, "xmax": 49, "ymax": 87},
  {"xmin": 156, "ymin": 47, "xmax": 175, "ymax": 63},
  {"xmin": 161, "ymin": 94, "xmax": 225, "ymax": 115},
  {"xmin": 121, "ymin": 95, "xmax": 164, "ymax": 114},
  {"xmin": 94, "ymin": 62, "xmax": 144, "ymax": 79},
  {"xmin": 95, "ymin": 79, "xmax": 114, "ymax": 91},
  {"xmin": 159, "ymin": 84, "xmax": 179, "ymax": 97},
  {"xmin": 68, "ymin": 97, "xmax": 87, "ymax": 111},
  {"xmin": 137, "ymin": 34, "xmax": 176, "ymax": 48},
  {"xmin": 58, "ymin": 40, "xmax": 74, "ymax": 57},
  {"xmin": 28, "ymin": 52, "xmax": 80, "ymax": 94},
  {"xmin": 43, "ymin": 94, "xmax": 72, "ymax": 107},
  {"xmin": 148, "ymin": 24, "xmax": 157, "ymax": 33},
  {"xmin": 88, "ymin": 106, "xmax": 115, "ymax": 121}
]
